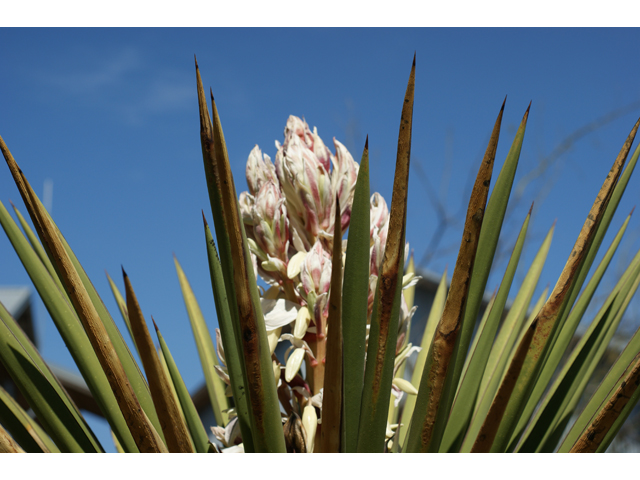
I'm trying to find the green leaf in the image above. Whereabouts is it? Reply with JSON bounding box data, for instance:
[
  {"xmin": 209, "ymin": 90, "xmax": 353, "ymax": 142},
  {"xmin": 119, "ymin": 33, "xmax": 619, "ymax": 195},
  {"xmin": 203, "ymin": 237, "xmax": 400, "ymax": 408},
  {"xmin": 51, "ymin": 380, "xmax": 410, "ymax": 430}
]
[
  {"xmin": 105, "ymin": 271, "xmax": 136, "ymax": 352},
  {"xmin": 174, "ymin": 255, "xmax": 229, "ymax": 427},
  {"xmin": 472, "ymin": 117, "xmax": 639, "ymax": 452},
  {"xmin": 18, "ymin": 170, "xmax": 166, "ymax": 453},
  {"xmin": 11, "ymin": 202, "xmax": 66, "ymax": 297},
  {"xmin": 518, "ymin": 245, "xmax": 640, "ymax": 452},
  {"xmin": 449, "ymin": 103, "xmax": 530, "ymax": 405},
  {"xmin": 357, "ymin": 56, "xmax": 415, "ymax": 452},
  {"xmin": 405, "ymin": 98, "xmax": 504, "ymax": 453},
  {"xmin": 570, "ymin": 351, "xmax": 640, "ymax": 453},
  {"xmin": 320, "ymin": 198, "xmax": 344, "ymax": 453},
  {"xmin": 397, "ymin": 268, "xmax": 447, "ymax": 451},
  {"xmin": 205, "ymin": 84, "xmax": 285, "ymax": 452},
  {"xmin": 441, "ymin": 206, "xmax": 531, "ymax": 452},
  {"xmin": 0, "ymin": 304, "xmax": 101, "ymax": 452},
  {"xmin": 460, "ymin": 225, "xmax": 552, "ymax": 452},
  {"xmin": 0, "ymin": 385, "xmax": 60, "ymax": 453},
  {"xmin": 123, "ymin": 270, "xmax": 193, "ymax": 452},
  {"xmin": 0, "ymin": 199, "xmax": 139, "ymax": 452},
  {"xmin": 154, "ymin": 320, "xmax": 210, "ymax": 453},
  {"xmin": 341, "ymin": 138, "xmax": 370, "ymax": 453},
  {"xmin": 511, "ymin": 212, "xmax": 632, "ymax": 451},
  {"xmin": 557, "ymin": 256, "xmax": 640, "ymax": 452},
  {"xmin": 203, "ymin": 218, "xmax": 254, "ymax": 452}
]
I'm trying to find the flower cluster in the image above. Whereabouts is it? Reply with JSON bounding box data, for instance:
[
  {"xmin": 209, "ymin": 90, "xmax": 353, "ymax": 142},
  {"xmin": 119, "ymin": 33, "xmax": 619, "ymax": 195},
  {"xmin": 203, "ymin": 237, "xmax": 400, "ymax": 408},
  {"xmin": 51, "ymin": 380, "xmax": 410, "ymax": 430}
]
[{"xmin": 234, "ymin": 116, "xmax": 419, "ymax": 451}]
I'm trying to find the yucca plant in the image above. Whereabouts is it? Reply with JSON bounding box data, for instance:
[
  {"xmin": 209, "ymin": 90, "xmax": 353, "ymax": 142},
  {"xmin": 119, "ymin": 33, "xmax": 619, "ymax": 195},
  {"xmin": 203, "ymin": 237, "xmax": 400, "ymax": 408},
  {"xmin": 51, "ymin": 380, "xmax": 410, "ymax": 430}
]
[{"xmin": 1, "ymin": 55, "xmax": 640, "ymax": 453}]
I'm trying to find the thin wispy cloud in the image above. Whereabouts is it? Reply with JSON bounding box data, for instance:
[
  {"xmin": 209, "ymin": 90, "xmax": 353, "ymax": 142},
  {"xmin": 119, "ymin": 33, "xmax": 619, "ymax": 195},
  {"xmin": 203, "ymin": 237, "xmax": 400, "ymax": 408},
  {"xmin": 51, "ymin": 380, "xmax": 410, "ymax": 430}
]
[{"xmin": 44, "ymin": 47, "xmax": 193, "ymax": 125}]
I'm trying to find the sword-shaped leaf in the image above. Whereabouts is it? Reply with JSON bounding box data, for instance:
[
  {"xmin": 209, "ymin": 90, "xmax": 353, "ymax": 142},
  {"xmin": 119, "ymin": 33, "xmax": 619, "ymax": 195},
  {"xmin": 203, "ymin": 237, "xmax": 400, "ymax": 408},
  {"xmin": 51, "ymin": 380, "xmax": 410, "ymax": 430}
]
[
  {"xmin": 513, "ymin": 144, "xmax": 640, "ymax": 448},
  {"xmin": 0, "ymin": 200, "xmax": 139, "ymax": 452},
  {"xmin": 357, "ymin": 55, "xmax": 415, "ymax": 452},
  {"xmin": 558, "ymin": 263, "xmax": 640, "ymax": 452},
  {"xmin": 518, "ymin": 244, "xmax": 640, "ymax": 452},
  {"xmin": 449, "ymin": 103, "xmax": 530, "ymax": 400},
  {"xmin": 441, "ymin": 206, "xmax": 531, "ymax": 452},
  {"xmin": 473, "ymin": 117, "xmax": 640, "ymax": 453},
  {"xmin": 321, "ymin": 198, "xmax": 344, "ymax": 453},
  {"xmin": 341, "ymin": 138, "xmax": 370, "ymax": 452},
  {"xmin": 397, "ymin": 269, "xmax": 447, "ymax": 451},
  {"xmin": 18, "ymin": 169, "xmax": 166, "ymax": 453},
  {"xmin": 514, "ymin": 212, "xmax": 632, "ymax": 452},
  {"xmin": 0, "ymin": 303, "xmax": 100, "ymax": 452},
  {"xmin": 0, "ymin": 385, "xmax": 59, "ymax": 453},
  {"xmin": 1, "ymin": 135, "xmax": 162, "ymax": 441},
  {"xmin": 570, "ymin": 351, "xmax": 640, "ymax": 453},
  {"xmin": 206, "ymin": 87, "xmax": 285, "ymax": 452},
  {"xmin": 203, "ymin": 216, "xmax": 254, "ymax": 452},
  {"xmin": 11, "ymin": 202, "xmax": 66, "ymax": 296},
  {"xmin": 405, "ymin": 98, "xmax": 503, "ymax": 453},
  {"xmin": 174, "ymin": 255, "xmax": 229, "ymax": 427},
  {"xmin": 153, "ymin": 319, "xmax": 210, "ymax": 453},
  {"xmin": 123, "ymin": 270, "xmax": 193, "ymax": 452},
  {"xmin": 196, "ymin": 60, "xmax": 255, "ymax": 452},
  {"xmin": 105, "ymin": 271, "xmax": 136, "ymax": 351}
]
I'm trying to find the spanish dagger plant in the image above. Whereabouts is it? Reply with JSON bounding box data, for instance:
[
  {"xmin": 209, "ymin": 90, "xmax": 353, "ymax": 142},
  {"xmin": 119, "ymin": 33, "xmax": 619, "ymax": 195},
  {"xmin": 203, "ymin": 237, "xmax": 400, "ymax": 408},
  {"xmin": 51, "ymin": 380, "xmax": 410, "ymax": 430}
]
[{"xmin": 1, "ymin": 53, "xmax": 640, "ymax": 454}]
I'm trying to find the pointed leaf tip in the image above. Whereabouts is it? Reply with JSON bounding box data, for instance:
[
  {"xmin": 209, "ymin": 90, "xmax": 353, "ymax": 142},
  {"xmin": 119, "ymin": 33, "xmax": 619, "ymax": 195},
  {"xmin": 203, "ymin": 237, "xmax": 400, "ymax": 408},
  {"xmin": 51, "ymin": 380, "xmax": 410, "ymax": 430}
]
[
  {"xmin": 202, "ymin": 210, "xmax": 208, "ymax": 226},
  {"xmin": 631, "ymin": 205, "xmax": 636, "ymax": 216},
  {"xmin": 529, "ymin": 201, "xmax": 534, "ymax": 215},
  {"xmin": 365, "ymin": 135, "xmax": 369, "ymax": 150},
  {"xmin": 121, "ymin": 266, "xmax": 127, "ymax": 278},
  {"xmin": 151, "ymin": 316, "xmax": 159, "ymax": 332},
  {"xmin": 501, "ymin": 96, "xmax": 507, "ymax": 111},
  {"xmin": 413, "ymin": 52, "xmax": 416, "ymax": 65}
]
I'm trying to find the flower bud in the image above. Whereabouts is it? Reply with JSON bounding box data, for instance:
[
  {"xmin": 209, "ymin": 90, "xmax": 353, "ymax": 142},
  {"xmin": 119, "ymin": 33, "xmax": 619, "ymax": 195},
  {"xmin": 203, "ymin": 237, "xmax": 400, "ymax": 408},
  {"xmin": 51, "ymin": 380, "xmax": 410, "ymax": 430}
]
[
  {"xmin": 252, "ymin": 182, "xmax": 289, "ymax": 262},
  {"xmin": 370, "ymin": 192, "xmax": 389, "ymax": 236},
  {"xmin": 300, "ymin": 241, "xmax": 332, "ymax": 295},
  {"xmin": 284, "ymin": 115, "xmax": 314, "ymax": 149},
  {"xmin": 285, "ymin": 347, "xmax": 306, "ymax": 382},
  {"xmin": 302, "ymin": 405, "xmax": 318, "ymax": 453},
  {"xmin": 246, "ymin": 145, "xmax": 277, "ymax": 195},
  {"xmin": 332, "ymin": 139, "xmax": 359, "ymax": 232}
]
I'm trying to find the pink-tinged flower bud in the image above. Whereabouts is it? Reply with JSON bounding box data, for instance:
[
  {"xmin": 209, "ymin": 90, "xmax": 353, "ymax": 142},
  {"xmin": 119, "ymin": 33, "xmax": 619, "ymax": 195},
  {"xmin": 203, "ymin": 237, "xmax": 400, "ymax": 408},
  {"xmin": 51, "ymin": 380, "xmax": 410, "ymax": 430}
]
[
  {"xmin": 370, "ymin": 192, "xmax": 389, "ymax": 237},
  {"xmin": 284, "ymin": 115, "xmax": 314, "ymax": 150},
  {"xmin": 370, "ymin": 224, "xmax": 388, "ymax": 277},
  {"xmin": 312, "ymin": 127, "xmax": 332, "ymax": 171},
  {"xmin": 300, "ymin": 241, "xmax": 332, "ymax": 295},
  {"xmin": 332, "ymin": 139, "xmax": 359, "ymax": 232},
  {"xmin": 246, "ymin": 145, "xmax": 277, "ymax": 196},
  {"xmin": 239, "ymin": 192, "xmax": 255, "ymax": 225},
  {"xmin": 252, "ymin": 182, "xmax": 289, "ymax": 261}
]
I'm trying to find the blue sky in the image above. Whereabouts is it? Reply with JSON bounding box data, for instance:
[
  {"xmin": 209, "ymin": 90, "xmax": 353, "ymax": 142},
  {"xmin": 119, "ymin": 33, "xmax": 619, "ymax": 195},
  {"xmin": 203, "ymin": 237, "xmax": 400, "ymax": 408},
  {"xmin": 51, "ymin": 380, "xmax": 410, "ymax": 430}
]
[{"xmin": 1, "ymin": 27, "xmax": 640, "ymax": 451}]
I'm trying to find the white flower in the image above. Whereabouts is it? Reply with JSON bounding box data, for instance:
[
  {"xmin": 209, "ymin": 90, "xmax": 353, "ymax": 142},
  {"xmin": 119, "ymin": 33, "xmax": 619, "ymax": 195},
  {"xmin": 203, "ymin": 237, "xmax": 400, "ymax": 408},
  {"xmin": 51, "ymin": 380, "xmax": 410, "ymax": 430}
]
[{"xmin": 260, "ymin": 298, "xmax": 300, "ymax": 331}]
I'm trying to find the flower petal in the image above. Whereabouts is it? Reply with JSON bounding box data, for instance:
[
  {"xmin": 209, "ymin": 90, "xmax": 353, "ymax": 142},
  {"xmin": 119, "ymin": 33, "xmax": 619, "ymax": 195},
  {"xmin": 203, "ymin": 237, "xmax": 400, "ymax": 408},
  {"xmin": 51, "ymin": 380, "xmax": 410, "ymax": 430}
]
[{"xmin": 261, "ymin": 298, "xmax": 300, "ymax": 331}]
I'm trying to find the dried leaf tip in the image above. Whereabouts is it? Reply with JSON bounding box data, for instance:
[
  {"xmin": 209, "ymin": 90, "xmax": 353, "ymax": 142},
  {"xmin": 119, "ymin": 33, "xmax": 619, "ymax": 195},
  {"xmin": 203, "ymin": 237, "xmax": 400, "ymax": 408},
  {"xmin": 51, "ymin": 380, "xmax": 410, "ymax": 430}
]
[
  {"xmin": 121, "ymin": 266, "xmax": 128, "ymax": 278},
  {"xmin": 524, "ymin": 101, "xmax": 532, "ymax": 119},
  {"xmin": 501, "ymin": 95, "xmax": 507, "ymax": 111},
  {"xmin": 529, "ymin": 201, "xmax": 534, "ymax": 215},
  {"xmin": 202, "ymin": 210, "xmax": 208, "ymax": 227},
  {"xmin": 365, "ymin": 135, "xmax": 369, "ymax": 151},
  {"xmin": 151, "ymin": 316, "xmax": 159, "ymax": 332},
  {"xmin": 412, "ymin": 51, "xmax": 416, "ymax": 66},
  {"xmin": 194, "ymin": 55, "xmax": 198, "ymax": 68},
  {"xmin": 631, "ymin": 205, "xmax": 636, "ymax": 216}
]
